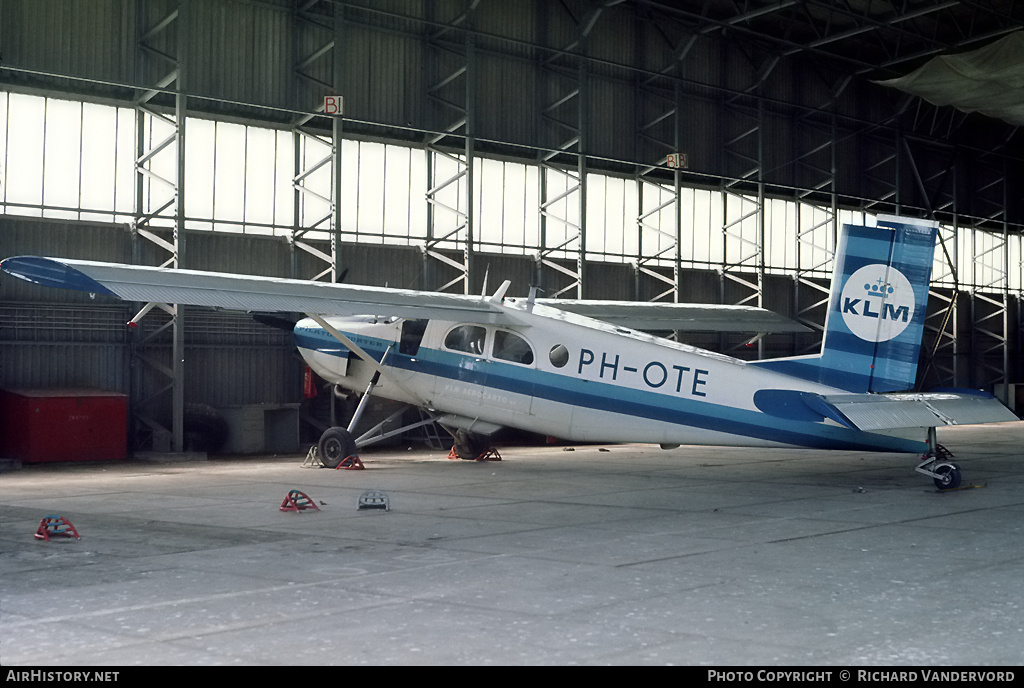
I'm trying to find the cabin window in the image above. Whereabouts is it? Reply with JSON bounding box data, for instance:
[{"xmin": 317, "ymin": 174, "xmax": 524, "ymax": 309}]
[
  {"xmin": 549, "ymin": 344, "xmax": 569, "ymax": 368},
  {"xmin": 444, "ymin": 324, "xmax": 486, "ymax": 355},
  {"xmin": 493, "ymin": 330, "xmax": 534, "ymax": 366},
  {"xmin": 400, "ymin": 319, "xmax": 428, "ymax": 356}
]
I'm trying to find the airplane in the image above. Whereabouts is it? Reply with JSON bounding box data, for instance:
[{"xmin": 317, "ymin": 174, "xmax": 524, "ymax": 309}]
[{"xmin": 2, "ymin": 215, "xmax": 1018, "ymax": 489}]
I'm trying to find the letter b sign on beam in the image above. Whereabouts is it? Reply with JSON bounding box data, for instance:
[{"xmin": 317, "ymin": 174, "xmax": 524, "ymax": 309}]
[{"xmin": 324, "ymin": 96, "xmax": 344, "ymax": 116}]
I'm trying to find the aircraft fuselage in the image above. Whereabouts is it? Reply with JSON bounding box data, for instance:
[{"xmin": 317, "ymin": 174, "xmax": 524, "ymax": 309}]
[{"xmin": 295, "ymin": 298, "xmax": 929, "ymax": 454}]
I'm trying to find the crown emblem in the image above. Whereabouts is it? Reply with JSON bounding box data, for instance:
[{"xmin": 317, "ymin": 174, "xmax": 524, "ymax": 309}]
[{"xmin": 864, "ymin": 277, "xmax": 894, "ymax": 295}]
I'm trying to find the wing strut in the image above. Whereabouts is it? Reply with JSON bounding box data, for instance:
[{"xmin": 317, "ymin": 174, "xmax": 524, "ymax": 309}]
[{"xmin": 347, "ymin": 345, "xmax": 392, "ymax": 433}]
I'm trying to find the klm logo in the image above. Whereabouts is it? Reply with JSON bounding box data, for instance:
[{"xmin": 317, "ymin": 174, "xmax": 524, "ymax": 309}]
[
  {"xmin": 839, "ymin": 265, "xmax": 916, "ymax": 342},
  {"xmin": 843, "ymin": 280, "xmax": 910, "ymax": 322}
]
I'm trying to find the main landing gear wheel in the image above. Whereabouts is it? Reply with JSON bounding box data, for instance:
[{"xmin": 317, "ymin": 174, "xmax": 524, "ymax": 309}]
[
  {"xmin": 932, "ymin": 463, "xmax": 962, "ymax": 491},
  {"xmin": 318, "ymin": 427, "xmax": 358, "ymax": 469},
  {"xmin": 453, "ymin": 430, "xmax": 487, "ymax": 460}
]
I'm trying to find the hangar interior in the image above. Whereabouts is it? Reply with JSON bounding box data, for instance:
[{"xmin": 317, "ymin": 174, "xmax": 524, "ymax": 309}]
[{"xmin": 1, "ymin": 0, "xmax": 1022, "ymax": 455}]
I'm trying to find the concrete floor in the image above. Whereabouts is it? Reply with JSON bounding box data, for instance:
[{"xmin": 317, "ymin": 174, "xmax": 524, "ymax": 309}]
[{"xmin": 2, "ymin": 422, "xmax": 1023, "ymax": 666}]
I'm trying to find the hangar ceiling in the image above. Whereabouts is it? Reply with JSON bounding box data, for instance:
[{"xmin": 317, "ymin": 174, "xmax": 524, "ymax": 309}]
[
  {"xmin": 646, "ymin": 1, "xmax": 1022, "ymax": 83},
  {"xmin": 637, "ymin": 1, "xmax": 1024, "ymax": 140}
]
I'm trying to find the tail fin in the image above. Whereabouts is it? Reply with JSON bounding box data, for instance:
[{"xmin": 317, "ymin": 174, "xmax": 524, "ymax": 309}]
[{"xmin": 754, "ymin": 216, "xmax": 938, "ymax": 393}]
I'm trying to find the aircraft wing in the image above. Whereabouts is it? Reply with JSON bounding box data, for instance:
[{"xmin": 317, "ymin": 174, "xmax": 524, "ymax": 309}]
[
  {"xmin": 535, "ymin": 299, "xmax": 810, "ymax": 333},
  {"xmin": 0, "ymin": 256, "xmax": 519, "ymax": 325}
]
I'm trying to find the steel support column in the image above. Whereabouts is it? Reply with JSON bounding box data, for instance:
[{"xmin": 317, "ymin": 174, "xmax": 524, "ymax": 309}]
[
  {"xmin": 791, "ymin": 106, "xmax": 839, "ymax": 358},
  {"xmin": 290, "ymin": 0, "xmax": 343, "ymax": 283},
  {"xmin": 423, "ymin": 0, "xmax": 479, "ymax": 295},
  {"xmin": 719, "ymin": 93, "xmax": 765, "ymax": 357},
  {"xmin": 969, "ymin": 155, "xmax": 1011, "ymax": 401},
  {"xmin": 535, "ymin": 0, "xmax": 607, "ymax": 300},
  {"xmin": 633, "ymin": 20, "xmax": 685, "ymax": 314},
  {"xmin": 131, "ymin": 0, "xmax": 187, "ymax": 452}
]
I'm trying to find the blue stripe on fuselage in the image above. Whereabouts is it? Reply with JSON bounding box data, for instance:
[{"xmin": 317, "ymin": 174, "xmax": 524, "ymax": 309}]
[{"xmin": 295, "ymin": 328, "xmax": 925, "ymax": 453}]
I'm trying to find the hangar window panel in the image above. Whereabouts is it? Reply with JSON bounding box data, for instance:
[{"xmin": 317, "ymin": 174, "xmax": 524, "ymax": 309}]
[
  {"xmin": 138, "ymin": 112, "xmax": 178, "ymax": 229},
  {"xmin": 5, "ymin": 93, "xmax": 45, "ymax": 216},
  {"xmin": 407, "ymin": 147, "xmax": 428, "ymax": 240},
  {"xmin": 692, "ymin": 188, "xmax": 721, "ymax": 268},
  {"xmin": 0, "ymin": 93, "xmax": 7, "ymax": 209},
  {"xmin": 476, "ymin": 157, "xmax": 504, "ymax": 249},
  {"xmin": 186, "ymin": 119, "xmax": 216, "ymax": 230},
  {"xmin": 297, "ymin": 132, "xmax": 333, "ymax": 239},
  {"xmin": 213, "ymin": 121, "xmax": 246, "ymax": 231},
  {"xmin": 619, "ymin": 176, "xmax": 640, "ymax": 260},
  {"xmin": 244, "ymin": 126, "xmax": 277, "ymax": 235},
  {"xmin": 338, "ymin": 137, "xmax": 359, "ymax": 240},
  {"xmin": 972, "ymin": 229, "xmax": 1006, "ymax": 290},
  {"xmin": 766, "ymin": 198, "xmax": 796, "ymax": 274},
  {"xmin": 584, "ymin": 173, "xmax": 607, "ymax": 257},
  {"xmin": 511, "ymin": 162, "xmax": 540, "ymax": 252},
  {"xmin": 588, "ymin": 174, "xmax": 638, "ymax": 261},
  {"xmin": 943, "ymin": 221, "xmax": 1004, "ymax": 292},
  {"xmin": 541, "ymin": 172, "xmax": 580, "ymax": 260},
  {"xmin": 383, "ymin": 144, "xmax": 413, "ymax": 241},
  {"xmin": 677, "ymin": 187, "xmax": 695, "ymax": 266},
  {"xmin": 42, "ymin": 99, "xmax": 82, "ymax": 220},
  {"xmin": 79, "ymin": 103, "xmax": 118, "ymax": 223},
  {"xmin": 956, "ymin": 228, "xmax": 972, "ymax": 290},
  {"xmin": 427, "ymin": 151, "xmax": 468, "ymax": 250},
  {"xmin": 1009, "ymin": 235, "xmax": 1022, "ymax": 292},
  {"xmin": 357, "ymin": 141, "xmax": 386, "ymax": 240},
  {"xmin": 113, "ymin": 106, "xmax": 137, "ymax": 224},
  {"xmin": 931, "ymin": 224, "xmax": 958, "ymax": 289},
  {"xmin": 635, "ymin": 179, "xmax": 673, "ymax": 266},
  {"xmin": 273, "ymin": 130, "xmax": 294, "ymax": 234},
  {"xmin": 797, "ymin": 203, "xmax": 835, "ymax": 278},
  {"xmin": 474, "ymin": 158, "xmax": 537, "ymax": 254},
  {"xmin": 722, "ymin": 193, "xmax": 761, "ymax": 270},
  {"xmin": 839, "ymin": 208, "xmax": 871, "ymax": 229}
]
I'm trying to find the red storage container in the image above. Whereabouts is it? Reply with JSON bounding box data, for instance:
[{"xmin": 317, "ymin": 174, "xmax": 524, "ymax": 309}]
[{"xmin": 0, "ymin": 388, "xmax": 128, "ymax": 462}]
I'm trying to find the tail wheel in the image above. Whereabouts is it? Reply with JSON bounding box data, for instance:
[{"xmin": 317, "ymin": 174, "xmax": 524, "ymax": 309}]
[{"xmin": 318, "ymin": 427, "xmax": 358, "ymax": 469}]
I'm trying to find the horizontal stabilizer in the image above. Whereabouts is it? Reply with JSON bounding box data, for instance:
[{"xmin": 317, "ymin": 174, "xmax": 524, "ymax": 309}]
[
  {"xmin": 535, "ymin": 299, "xmax": 809, "ymax": 333},
  {"xmin": 819, "ymin": 391, "xmax": 1018, "ymax": 431},
  {"xmin": 753, "ymin": 388, "xmax": 1018, "ymax": 430}
]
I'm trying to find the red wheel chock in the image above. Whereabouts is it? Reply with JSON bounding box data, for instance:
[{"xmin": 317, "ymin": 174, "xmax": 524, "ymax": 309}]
[
  {"xmin": 336, "ymin": 455, "xmax": 364, "ymax": 470},
  {"xmin": 447, "ymin": 446, "xmax": 502, "ymax": 462},
  {"xmin": 476, "ymin": 447, "xmax": 501, "ymax": 461},
  {"xmin": 35, "ymin": 515, "xmax": 80, "ymax": 540},
  {"xmin": 279, "ymin": 490, "xmax": 320, "ymax": 512}
]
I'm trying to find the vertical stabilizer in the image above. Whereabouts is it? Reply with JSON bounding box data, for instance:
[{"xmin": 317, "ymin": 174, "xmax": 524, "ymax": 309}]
[{"xmin": 753, "ymin": 217, "xmax": 937, "ymax": 392}]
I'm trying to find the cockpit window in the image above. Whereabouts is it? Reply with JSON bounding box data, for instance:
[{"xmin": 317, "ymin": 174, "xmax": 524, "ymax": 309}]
[
  {"xmin": 493, "ymin": 330, "xmax": 534, "ymax": 365},
  {"xmin": 444, "ymin": 325, "xmax": 486, "ymax": 355},
  {"xmin": 400, "ymin": 319, "xmax": 428, "ymax": 356}
]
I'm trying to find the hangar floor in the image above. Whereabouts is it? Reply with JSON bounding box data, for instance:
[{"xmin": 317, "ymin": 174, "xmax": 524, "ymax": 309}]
[{"xmin": 1, "ymin": 422, "xmax": 1022, "ymax": 666}]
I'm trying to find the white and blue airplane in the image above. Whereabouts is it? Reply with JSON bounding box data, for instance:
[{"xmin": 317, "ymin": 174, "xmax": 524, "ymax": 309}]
[{"xmin": 2, "ymin": 216, "xmax": 1017, "ymax": 488}]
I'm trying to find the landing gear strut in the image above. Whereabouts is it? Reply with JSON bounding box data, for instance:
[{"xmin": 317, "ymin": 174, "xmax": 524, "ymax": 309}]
[{"xmin": 914, "ymin": 427, "xmax": 962, "ymax": 490}]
